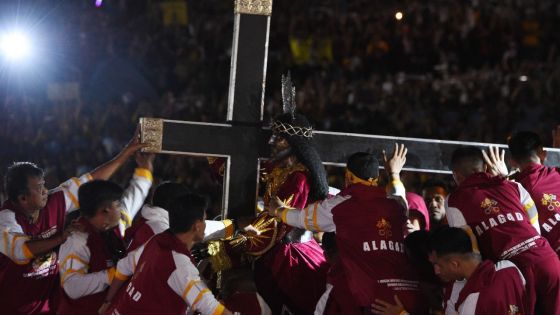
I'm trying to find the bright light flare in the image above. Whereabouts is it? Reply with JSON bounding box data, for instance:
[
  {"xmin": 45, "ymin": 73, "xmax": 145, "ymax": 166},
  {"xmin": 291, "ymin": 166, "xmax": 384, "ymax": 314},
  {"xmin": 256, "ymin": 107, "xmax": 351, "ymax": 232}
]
[
  {"xmin": 95, "ymin": 0, "xmax": 103, "ymax": 8},
  {"xmin": 1, "ymin": 31, "xmax": 32, "ymax": 62},
  {"xmin": 395, "ymin": 12, "xmax": 403, "ymax": 20}
]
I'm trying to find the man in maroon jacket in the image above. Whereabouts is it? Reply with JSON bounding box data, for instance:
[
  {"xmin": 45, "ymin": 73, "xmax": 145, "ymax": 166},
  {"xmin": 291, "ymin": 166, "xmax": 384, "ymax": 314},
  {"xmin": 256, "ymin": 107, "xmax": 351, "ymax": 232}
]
[
  {"xmin": 508, "ymin": 131, "xmax": 560, "ymax": 255},
  {"xmin": 0, "ymin": 130, "xmax": 145, "ymax": 315},
  {"xmin": 271, "ymin": 145, "xmax": 428, "ymax": 314},
  {"xmin": 447, "ymin": 146, "xmax": 560, "ymax": 315},
  {"xmin": 57, "ymin": 153, "xmax": 154, "ymax": 315},
  {"xmin": 430, "ymin": 227, "xmax": 526, "ymax": 315},
  {"xmin": 111, "ymin": 193, "xmax": 233, "ymax": 315}
]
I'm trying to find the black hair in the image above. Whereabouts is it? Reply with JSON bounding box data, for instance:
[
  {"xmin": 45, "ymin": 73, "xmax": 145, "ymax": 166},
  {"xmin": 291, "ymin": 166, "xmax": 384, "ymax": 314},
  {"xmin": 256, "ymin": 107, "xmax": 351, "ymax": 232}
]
[
  {"xmin": 404, "ymin": 230, "xmax": 430, "ymax": 261},
  {"xmin": 78, "ymin": 180, "xmax": 124, "ymax": 218},
  {"xmin": 421, "ymin": 178, "xmax": 448, "ymax": 194},
  {"xmin": 508, "ymin": 131, "xmax": 543, "ymax": 163},
  {"xmin": 346, "ymin": 152, "xmax": 379, "ymax": 180},
  {"xmin": 450, "ymin": 147, "xmax": 485, "ymax": 176},
  {"xmin": 152, "ymin": 182, "xmax": 190, "ymax": 210},
  {"xmin": 274, "ymin": 113, "xmax": 329, "ymax": 201},
  {"xmin": 168, "ymin": 193, "xmax": 208, "ymax": 234},
  {"xmin": 5, "ymin": 162, "xmax": 44, "ymax": 201},
  {"xmin": 429, "ymin": 227, "xmax": 473, "ymax": 257}
]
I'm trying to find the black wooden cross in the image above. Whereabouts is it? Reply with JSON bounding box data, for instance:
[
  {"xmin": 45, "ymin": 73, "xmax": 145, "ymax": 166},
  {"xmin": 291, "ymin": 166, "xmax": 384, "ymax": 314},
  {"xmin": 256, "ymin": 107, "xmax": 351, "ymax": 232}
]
[{"xmin": 140, "ymin": 1, "xmax": 560, "ymax": 219}]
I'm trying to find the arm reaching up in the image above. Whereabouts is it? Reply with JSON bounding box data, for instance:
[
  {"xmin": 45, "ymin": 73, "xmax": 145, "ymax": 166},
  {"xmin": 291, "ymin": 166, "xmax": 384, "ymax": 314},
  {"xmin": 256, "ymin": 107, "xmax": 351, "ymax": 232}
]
[{"xmin": 90, "ymin": 126, "xmax": 148, "ymax": 181}]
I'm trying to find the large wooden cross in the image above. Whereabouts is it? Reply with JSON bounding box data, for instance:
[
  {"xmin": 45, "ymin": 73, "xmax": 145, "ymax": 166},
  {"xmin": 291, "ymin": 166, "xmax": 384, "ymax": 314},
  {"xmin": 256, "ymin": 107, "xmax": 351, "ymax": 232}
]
[{"xmin": 140, "ymin": 0, "xmax": 560, "ymax": 219}]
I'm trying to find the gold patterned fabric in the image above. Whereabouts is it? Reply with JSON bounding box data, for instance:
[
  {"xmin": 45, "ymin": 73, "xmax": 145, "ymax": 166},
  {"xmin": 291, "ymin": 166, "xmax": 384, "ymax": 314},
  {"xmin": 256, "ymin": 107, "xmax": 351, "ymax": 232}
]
[
  {"xmin": 206, "ymin": 162, "xmax": 308, "ymax": 271},
  {"xmin": 263, "ymin": 163, "xmax": 307, "ymax": 206},
  {"xmin": 234, "ymin": 0, "xmax": 272, "ymax": 16},
  {"xmin": 139, "ymin": 117, "xmax": 163, "ymax": 152}
]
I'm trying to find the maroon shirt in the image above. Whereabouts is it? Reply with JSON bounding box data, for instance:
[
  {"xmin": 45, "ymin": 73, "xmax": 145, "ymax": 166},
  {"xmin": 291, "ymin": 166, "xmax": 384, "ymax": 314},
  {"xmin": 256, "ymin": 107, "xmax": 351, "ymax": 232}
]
[
  {"xmin": 58, "ymin": 218, "xmax": 124, "ymax": 315},
  {"xmin": 447, "ymin": 173, "xmax": 548, "ymax": 261},
  {"xmin": 113, "ymin": 231, "xmax": 224, "ymax": 315},
  {"xmin": 455, "ymin": 260, "xmax": 526, "ymax": 314},
  {"xmin": 323, "ymin": 261, "xmax": 361, "ymax": 315},
  {"xmin": 514, "ymin": 163, "xmax": 560, "ymax": 254},
  {"xmin": 123, "ymin": 217, "xmax": 150, "ymax": 251},
  {"xmin": 332, "ymin": 184, "xmax": 424, "ymax": 311},
  {"xmin": 0, "ymin": 191, "xmax": 66, "ymax": 314}
]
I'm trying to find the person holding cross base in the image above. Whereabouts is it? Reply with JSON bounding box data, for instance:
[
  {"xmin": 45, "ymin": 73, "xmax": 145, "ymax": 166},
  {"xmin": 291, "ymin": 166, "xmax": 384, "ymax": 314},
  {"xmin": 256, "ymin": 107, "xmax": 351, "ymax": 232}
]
[
  {"xmin": 0, "ymin": 129, "xmax": 146, "ymax": 315},
  {"xmin": 270, "ymin": 145, "xmax": 429, "ymax": 314}
]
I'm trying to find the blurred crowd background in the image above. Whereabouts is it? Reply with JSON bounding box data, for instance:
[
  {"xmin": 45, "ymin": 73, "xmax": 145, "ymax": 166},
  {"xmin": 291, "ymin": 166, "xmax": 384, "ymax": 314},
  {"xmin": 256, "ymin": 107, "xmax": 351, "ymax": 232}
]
[{"xmin": 1, "ymin": 0, "xmax": 559, "ymax": 215}]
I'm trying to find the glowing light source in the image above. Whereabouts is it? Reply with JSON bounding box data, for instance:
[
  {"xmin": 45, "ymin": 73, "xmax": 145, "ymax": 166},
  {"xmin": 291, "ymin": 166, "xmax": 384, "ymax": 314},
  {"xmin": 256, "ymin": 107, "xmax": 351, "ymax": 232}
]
[
  {"xmin": 1, "ymin": 31, "xmax": 31, "ymax": 62},
  {"xmin": 395, "ymin": 12, "xmax": 403, "ymax": 20},
  {"xmin": 95, "ymin": 0, "xmax": 103, "ymax": 8},
  {"xmin": 519, "ymin": 75, "xmax": 528, "ymax": 82}
]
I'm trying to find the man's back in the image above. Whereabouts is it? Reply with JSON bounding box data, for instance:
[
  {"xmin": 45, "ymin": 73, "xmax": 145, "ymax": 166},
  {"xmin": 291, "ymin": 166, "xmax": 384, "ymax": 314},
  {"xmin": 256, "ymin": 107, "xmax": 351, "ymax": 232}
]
[
  {"xmin": 448, "ymin": 172, "xmax": 560, "ymax": 315},
  {"xmin": 333, "ymin": 184, "xmax": 423, "ymax": 310},
  {"xmin": 113, "ymin": 231, "xmax": 225, "ymax": 315},
  {"xmin": 515, "ymin": 163, "xmax": 560, "ymax": 254},
  {"xmin": 456, "ymin": 260, "xmax": 526, "ymax": 315},
  {"xmin": 447, "ymin": 173, "xmax": 542, "ymax": 261}
]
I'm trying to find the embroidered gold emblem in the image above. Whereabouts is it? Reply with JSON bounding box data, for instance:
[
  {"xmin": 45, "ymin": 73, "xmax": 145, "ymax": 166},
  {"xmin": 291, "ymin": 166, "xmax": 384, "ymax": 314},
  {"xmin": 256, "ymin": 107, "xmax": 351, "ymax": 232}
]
[
  {"xmin": 541, "ymin": 193, "xmax": 560, "ymax": 211},
  {"xmin": 376, "ymin": 218, "xmax": 392, "ymax": 238},
  {"xmin": 480, "ymin": 198, "xmax": 500, "ymax": 215}
]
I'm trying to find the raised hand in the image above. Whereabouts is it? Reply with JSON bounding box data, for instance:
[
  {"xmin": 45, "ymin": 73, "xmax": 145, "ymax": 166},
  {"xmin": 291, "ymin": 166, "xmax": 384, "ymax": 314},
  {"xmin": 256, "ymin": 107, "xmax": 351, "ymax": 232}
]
[
  {"xmin": 135, "ymin": 152, "xmax": 155, "ymax": 172},
  {"xmin": 123, "ymin": 125, "xmax": 149, "ymax": 157},
  {"xmin": 482, "ymin": 146, "xmax": 508, "ymax": 177},
  {"xmin": 383, "ymin": 143, "xmax": 408, "ymax": 178}
]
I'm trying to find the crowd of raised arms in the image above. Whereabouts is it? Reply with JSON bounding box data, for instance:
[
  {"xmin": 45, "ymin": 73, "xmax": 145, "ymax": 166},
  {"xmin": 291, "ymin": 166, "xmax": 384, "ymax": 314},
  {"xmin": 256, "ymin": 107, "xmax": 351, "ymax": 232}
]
[{"xmin": 1, "ymin": 112, "xmax": 560, "ymax": 315}]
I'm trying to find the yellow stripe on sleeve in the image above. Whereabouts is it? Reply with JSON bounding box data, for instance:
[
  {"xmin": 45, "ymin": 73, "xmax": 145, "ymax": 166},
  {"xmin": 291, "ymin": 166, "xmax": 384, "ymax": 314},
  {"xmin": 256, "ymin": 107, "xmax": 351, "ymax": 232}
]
[
  {"xmin": 524, "ymin": 201, "xmax": 535, "ymax": 212},
  {"xmin": 312, "ymin": 202, "xmax": 321, "ymax": 232},
  {"xmin": 106, "ymin": 267, "xmax": 116, "ymax": 283},
  {"xmin": 71, "ymin": 177, "xmax": 82, "ymax": 187},
  {"xmin": 134, "ymin": 168, "xmax": 153, "ymax": 182},
  {"xmin": 11, "ymin": 234, "xmax": 30, "ymax": 264},
  {"xmin": 60, "ymin": 268, "xmax": 87, "ymax": 285},
  {"xmin": 22, "ymin": 242, "xmax": 33, "ymax": 259},
  {"xmin": 191, "ymin": 288, "xmax": 211, "ymax": 309},
  {"xmin": 181, "ymin": 280, "xmax": 200, "ymax": 300},
  {"xmin": 60, "ymin": 254, "xmax": 89, "ymax": 268},
  {"xmin": 281, "ymin": 208, "xmax": 289, "ymax": 223},
  {"xmin": 3, "ymin": 231, "xmax": 9, "ymax": 255},
  {"xmin": 303, "ymin": 205, "xmax": 311, "ymax": 230},
  {"xmin": 212, "ymin": 304, "xmax": 225, "ymax": 315},
  {"xmin": 530, "ymin": 216, "xmax": 539, "ymax": 225},
  {"xmin": 65, "ymin": 188, "xmax": 80, "ymax": 209},
  {"xmin": 114, "ymin": 270, "xmax": 130, "ymax": 281},
  {"xmin": 121, "ymin": 210, "xmax": 132, "ymax": 227}
]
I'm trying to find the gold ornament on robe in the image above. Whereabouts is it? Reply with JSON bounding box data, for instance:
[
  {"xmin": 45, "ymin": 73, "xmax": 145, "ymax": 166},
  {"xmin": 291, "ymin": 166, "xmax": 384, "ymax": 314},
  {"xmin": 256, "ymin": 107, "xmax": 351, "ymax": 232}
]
[{"xmin": 207, "ymin": 163, "xmax": 307, "ymax": 271}]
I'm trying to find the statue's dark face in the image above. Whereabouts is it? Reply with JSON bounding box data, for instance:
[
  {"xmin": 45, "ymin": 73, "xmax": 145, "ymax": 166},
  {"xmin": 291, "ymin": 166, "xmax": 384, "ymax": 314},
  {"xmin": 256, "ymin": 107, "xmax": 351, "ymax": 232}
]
[{"xmin": 269, "ymin": 133, "xmax": 291, "ymax": 161}]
